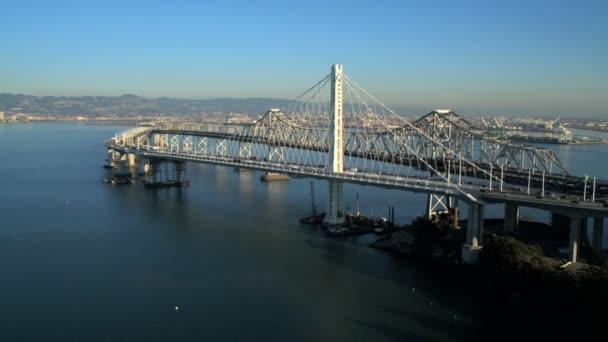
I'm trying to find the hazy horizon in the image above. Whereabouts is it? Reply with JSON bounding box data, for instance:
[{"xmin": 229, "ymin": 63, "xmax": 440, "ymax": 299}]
[
  {"xmin": 2, "ymin": 92, "xmax": 604, "ymax": 119},
  {"xmin": 2, "ymin": 0, "xmax": 607, "ymax": 118}
]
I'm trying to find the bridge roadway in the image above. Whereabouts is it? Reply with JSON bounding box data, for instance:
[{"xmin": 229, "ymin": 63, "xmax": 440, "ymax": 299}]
[
  {"xmin": 149, "ymin": 128, "xmax": 608, "ymax": 195},
  {"xmin": 106, "ymin": 140, "xmax": 469, "ymax": 200},
  {"xmin": 105, "ymin": 139, "xmax": 608, "ymax": 217}
]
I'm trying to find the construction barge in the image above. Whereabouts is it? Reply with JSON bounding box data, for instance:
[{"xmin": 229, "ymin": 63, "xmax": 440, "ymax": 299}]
[
  {"xmin": 299, "ymin": 181, "xmax": 402, "ymax": 236},
  {"xmin": 143, "ymin": 180, "xmax": 191, "ymax": 189}
]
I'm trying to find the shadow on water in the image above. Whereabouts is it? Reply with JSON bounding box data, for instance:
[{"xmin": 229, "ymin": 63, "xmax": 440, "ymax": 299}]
[
  {"xmin": 349, "ymin": 318, "xmax": 435, "ymax": 342},
  {"xmin": 174, "ymin": 187, "xmax": 185, "ymax": 204},
  {"xmin": 375, "ymin": 304, "xmax": 485, "ymax": 341},
  {"xmin": 302, "ymin": 236, "xmax": 473, "ymax": 295}
]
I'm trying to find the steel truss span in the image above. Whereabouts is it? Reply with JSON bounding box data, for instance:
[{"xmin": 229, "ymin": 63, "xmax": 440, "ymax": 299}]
[{"xmin": 106, "ymin": 65, "xmax": 608, "ymax": 204}]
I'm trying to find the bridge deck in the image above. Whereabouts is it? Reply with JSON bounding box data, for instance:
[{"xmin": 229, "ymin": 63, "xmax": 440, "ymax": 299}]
[{"xmin": 106, "ymin": 140, "xmax": 608, "ymax": 217}]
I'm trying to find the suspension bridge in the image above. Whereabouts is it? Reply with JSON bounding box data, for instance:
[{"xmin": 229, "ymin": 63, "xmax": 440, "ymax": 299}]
[{"xmin": 104, "ymin": 64, "xmax": 608, "ymax": 264}]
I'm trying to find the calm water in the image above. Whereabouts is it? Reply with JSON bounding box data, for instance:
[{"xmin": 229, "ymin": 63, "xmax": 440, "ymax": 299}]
[{"xmin": 0, "ymin": 122, "xmax": 606, "ymax": 341}]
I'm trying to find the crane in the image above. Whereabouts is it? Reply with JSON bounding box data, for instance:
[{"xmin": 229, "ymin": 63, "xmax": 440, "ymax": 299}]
[
  {"xmin": 546, "ymin": 117, "xmax": 560, "ymax": 130},
  {"xmin": 480, "ymin": 117, "xmax": 489, "ymax": 128},
  {"xmin": 559, "ymin": 125, "xmax": 572, "ymax": 137},
  {"xmin": 492, "ymin": 117, "xmax": 502, "ymax": 128}
]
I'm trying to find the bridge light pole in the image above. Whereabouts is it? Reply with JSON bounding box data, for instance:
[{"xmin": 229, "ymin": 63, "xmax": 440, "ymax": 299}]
[
  {"xmin": 592, "ymin": 176, "xmax": 596, "ymax": 203},
  {"xmin": 447, "ymin": 159, "xmax": 451, "ymax": 184},
  {"xmin": 541, "ymin": 171, "xmax": 545, "ymax": 197},
  {"xmin": 458, "ymin": 159, "xmax": 462, "ymax": 185},
  {"xmin": 500, "ymin": 164, "xmax": 504, "ymax": 192},
  {"xmin": 489, "ymin": 163, "xmax": 493, "ymax": 191},
  {"xmin": 583, "ymin": 175, "xmax": 588, "ymax": 201},
  {"xmin": 527, "ymin": 169, "xmax": 531, "ymax": 195}
]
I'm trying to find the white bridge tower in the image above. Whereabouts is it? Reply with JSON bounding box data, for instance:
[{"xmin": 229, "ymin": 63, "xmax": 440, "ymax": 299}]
[{"xmin": 324, "ymin": 64, "xmax": 345, "ymax": 226}]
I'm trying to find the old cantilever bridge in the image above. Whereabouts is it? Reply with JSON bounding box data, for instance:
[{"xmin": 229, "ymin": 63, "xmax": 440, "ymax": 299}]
[{"xmin": 105, "ymin": 64, "xmax": 608, "ymax": 264}]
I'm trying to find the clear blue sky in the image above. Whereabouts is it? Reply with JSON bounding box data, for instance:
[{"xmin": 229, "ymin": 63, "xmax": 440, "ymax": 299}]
[{"xmin": 2, "ymin": 0, "xmax": 607, "ymax": 117}]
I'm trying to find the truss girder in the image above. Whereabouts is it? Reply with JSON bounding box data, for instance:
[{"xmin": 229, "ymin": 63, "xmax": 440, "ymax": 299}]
[{"xmin": 120, "ymin": 95, "xmax": 565, "ymax": 177}]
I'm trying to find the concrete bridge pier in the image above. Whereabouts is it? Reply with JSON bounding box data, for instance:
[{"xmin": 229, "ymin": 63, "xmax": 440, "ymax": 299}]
[
  {"xmin": 569, "ymin": 216, "xmax": 584, "ymax": 263},
  {"xmin": 128, "ymin": 153, "xmax": 137, "ymax": 167},
  {"xmin": 174, "ymin": 161, "xmax": 187, "ymax": 182},
  {"xmin": 111, "ymin": 152, "xmax": 131, "ymax": 174},
  {"xmin": 107, "ymin": 149, "xmax": 118, "ymax": 167},
  {"xmin": 504, "ymin": 203, "xmax": 520, "ymax": 233},
  {"xmin": 462, "ymin": 202, "xmax": 484, "ymax": 264},
  {"xmin": 146, "ymin": 159, "xmax": 161, "ymax": 184},
  {"xmin": 112, "ymin": 149, "xmax": 123, "ymax": 163},
  {"xmin": 324, "ymin": 180, "xmax": 345, "ymax": 227},
  {"xmin": 143, "ymin": 159, "xmax": 150, "ymax": 174},
  {"xmin": 592, "ymin": 217, "xmax": 605, "ymax": 256}
]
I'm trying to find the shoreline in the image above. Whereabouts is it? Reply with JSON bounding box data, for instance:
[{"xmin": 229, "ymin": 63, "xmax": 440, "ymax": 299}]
[{"xmin": 368, "ymin": 217, "xmax": 608, "ymax": 341}]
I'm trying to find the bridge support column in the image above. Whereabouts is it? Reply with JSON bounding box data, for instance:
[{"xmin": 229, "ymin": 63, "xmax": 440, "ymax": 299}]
[
  {"xmin": 569, "ymin": 216, "xmax": 583, "ymax": 263},
  {"xmin": 113, "ymin": 152, "xmax": 129, "ymax": 173},
  {"xmin": 504, "ymin": 203, "xmax": 519, "ymax": 233},
  {"xmin": 147, "ymin": 159, "xmax": 161, "ymax": 184},
  {"xmin": 592, "ymin": 217, "xmax": 604, "ymax": 256},
  {"xmin": 462, "ymin": 202, "xmax": 484, "ymax": 264},
  {"xmin": 128, "ymin": 153, "xmax": 136, "ymax": 167},
  {"xmin": 107, "ymin": 149, "xmax": 118, "ymax": 167},
  {"xmin": 323, "ymin": 180, "xmax": 344, "ymax": 227},
  {"xmin": 174, "ymin": 162, "xmax": 187, "ymax": 182}
]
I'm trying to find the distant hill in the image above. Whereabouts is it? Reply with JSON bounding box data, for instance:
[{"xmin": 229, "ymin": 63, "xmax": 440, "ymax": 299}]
[{"xmin": 0, "ymin": 93, "xmax": 292, "ymax": 116}]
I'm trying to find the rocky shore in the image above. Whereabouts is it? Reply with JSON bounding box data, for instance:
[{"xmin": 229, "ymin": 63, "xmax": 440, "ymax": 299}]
[{"xmin": 371, "ymin": 216, "xmax": 608, "ymax": 341}]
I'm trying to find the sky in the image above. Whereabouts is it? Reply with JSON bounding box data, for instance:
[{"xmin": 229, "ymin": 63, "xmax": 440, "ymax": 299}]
[{"xmin": 2, "ymin": 0, "xmax": 607, "ymax": 117}]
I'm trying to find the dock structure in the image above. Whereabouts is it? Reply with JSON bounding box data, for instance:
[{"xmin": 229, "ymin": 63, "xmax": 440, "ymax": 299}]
[{"xmin": 261, "ymin": 172, "xmax": 289, "ymax": 181}]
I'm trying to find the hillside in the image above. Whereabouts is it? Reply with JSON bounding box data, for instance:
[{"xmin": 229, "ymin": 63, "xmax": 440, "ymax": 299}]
[{"xmin": 0, "ymin": 93, "xmax": 292, "ymax": 117}]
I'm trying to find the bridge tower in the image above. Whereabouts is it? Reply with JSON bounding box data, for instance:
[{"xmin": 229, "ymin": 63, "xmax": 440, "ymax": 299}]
[{"xmin": 324, "ymin": 64, "xmax": 345, "ymax": 226}]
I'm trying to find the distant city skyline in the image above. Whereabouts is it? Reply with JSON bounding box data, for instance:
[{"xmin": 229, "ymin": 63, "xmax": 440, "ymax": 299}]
[{"xmin": 2, "ymin": 0, "xmax": 607, "ymax": 117}]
